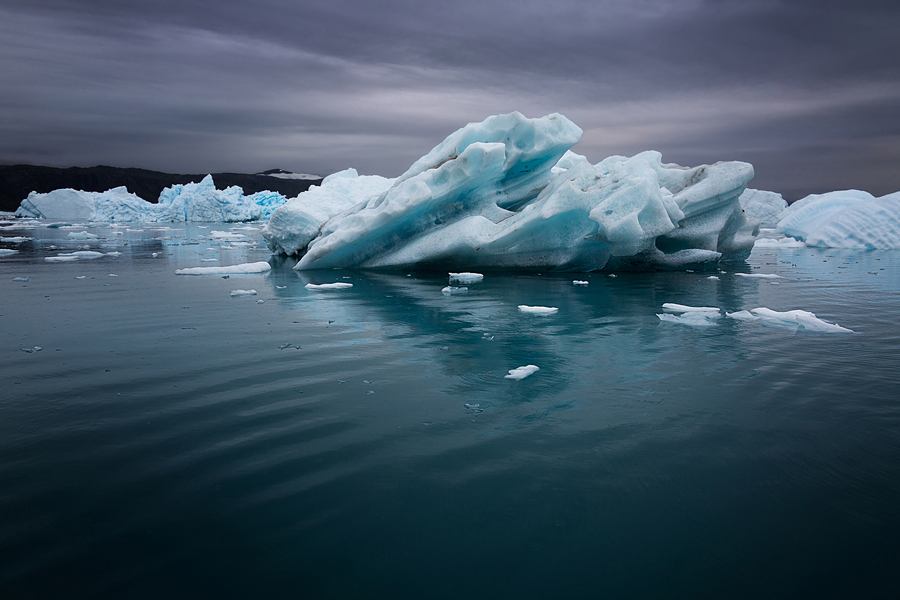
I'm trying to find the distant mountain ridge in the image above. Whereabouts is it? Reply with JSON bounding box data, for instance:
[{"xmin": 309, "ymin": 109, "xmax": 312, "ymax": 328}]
[{"xmin": 0, "ymin": 165, "xmax": 323, "ymax": 213}]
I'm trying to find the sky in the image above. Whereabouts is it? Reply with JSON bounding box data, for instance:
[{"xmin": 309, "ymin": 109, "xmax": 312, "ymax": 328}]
[{"xmin": 1, "ymin": 0, "xmax": 898, "ymax": 200}]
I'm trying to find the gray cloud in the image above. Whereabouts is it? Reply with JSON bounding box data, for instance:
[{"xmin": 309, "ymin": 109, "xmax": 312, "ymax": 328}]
[{"xmin": 1, "ymin": 0, "xmax": 898, "ymax": 198}]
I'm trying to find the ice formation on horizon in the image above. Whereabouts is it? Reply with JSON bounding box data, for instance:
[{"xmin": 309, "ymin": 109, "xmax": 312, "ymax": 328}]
[
  {"xmin": 14, "ymin": 176, "xmax": 288, "ymax": 223},
  {"xmin": 774, "ymin": 190, "xmax": 900, "ymax": 249},
  {"xmin": 264, "ymin": 112, "xmax": 758, "ymax": 272}
]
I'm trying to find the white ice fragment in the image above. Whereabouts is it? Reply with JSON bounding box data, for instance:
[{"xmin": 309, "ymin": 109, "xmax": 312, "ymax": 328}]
[
  {"xmin": 2, "ymin": 236, "xmax": 32, "ymax": 243},
  {"xmin": 735, "ymin": 272, "xmax": 782, "ymax": 279},
  {"xmin": 44, "ymin": 256, "xmax": 77, "ymax": 262},
  {"xmin": 108, "ymin": 273, "xmax": 118, "ymax": 277},
  {"xmin": 66, "ymin": 231, "xmax": 98, "ymax": 239},
  {"xmin": 608, "ymin": 274, "xmax": 617, "ymax": 278},
  {"xmin": 209, "ymin": 230, "xmax": 246, "ymax": 241},
  {"xmin": 13, "ymin": 276, "xmax": 29, "ymax": 282},
  {"xmin": 305, "ymin": 282, "xmax": 353, "ymax": 290},
  {"xmin": 151, "ymin": 252, "xmax": 159, "ymax": 258},
  {"xmin": 0, "ymin": 249, "xmax": 18, "ymax": 256},
  {"xmin": 75, "ymin": 275, "xmax": 86, "ymax": 279},
  {"xmin": 70, "ymin": 251, "xmax": 104, "ymax": 259},
  {"xmin": 449, "ymin": 272, "xmax": 484, "ymax": 284},
  {"xmin": 256, "ymin": 299, "xmax": 265, "ymax": 304},
  {"xmin": 707, "ymin": 276, "xmax": 720, "ymax": 280},
  {"xmin": 275, "ymin": 285, "xmax": 287, "ymax": 289},
  {"xmin": 441, "ymin": 286, "xmax": 468, "ymax": 295},
  {"xmin": 200, "ymin": 259, "xmax": 218, "ymax": 262},
  {"xmin": 661, "ymin": 303, "xmax": 720, "ymax": 314},
  {"xmin": 573, "ymin": 280, "xmax": 589, "ymax": 286},
  {"xmin": 230, "ymin": 289, "xmax": 257, "ymax": 297},
  {"xmin": 518, "ymin": 305, "xmax": 558, "ymax": 315},
  {"xmin": 753, "ymin": 237, "xmax": 807, "ymax": 248},
  {"xmin": 725, "ymin": 307, "xmax": 852, "ymax": 333},
  {"xmin": 175, "ymin": 262, "xmax": 271, "ymax": 275},
  {"xmin": 105, "ymin": 251, "xmax": 122, "ymax": 256},
  {"xmin": 657, "ymin": 312, "xmax": 719, "ymax": 326},
  {"xmin": 505, "ymin": 365, "xmax": 540, "ymax": 380}
]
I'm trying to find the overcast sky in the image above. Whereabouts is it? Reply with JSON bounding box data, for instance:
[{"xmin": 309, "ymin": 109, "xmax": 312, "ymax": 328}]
[{"xmin": 1, "ymin": 0, "xmax": 898, "ymax": 199}]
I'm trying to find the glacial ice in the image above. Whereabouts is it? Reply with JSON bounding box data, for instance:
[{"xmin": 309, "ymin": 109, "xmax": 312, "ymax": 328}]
[
  {"xmin": 735, "ymin": 272, "xmax": 782, "ymax": 279},
  {"xmin": 726, "ymin": 308, "xmax": 852, "ymax": 333},
  {"xmin": 0, "ymin": 249, "xmax": 18, "ymax": 256},
  {"xmin": 518, "ymin": 305, "xmax": 559, "ymax": 315},
  {"xmin": 267, "ymin": 112, "xmax": 757, "ymax": 272},
  {"xmin": 657, "ymin": 303, "xmax": 721, "ymax": 326},
  {"xmin": 14, "ymin": 175, "xmax": 288, "ymax": 223},
  {"xmin": 229, "ymin": 289, "xmax": 258, "ymax": 297},
  {"xmin": 505, "ymin": 365, "xmax": 540, "ymax": 380},
  {"xmin": 304, "ymin": 282, "xmax": 353, "ymax": 290},
  {"xmin": 175, "ymin": 262, "xmax": 272, "ymax": 275},
  {"xmin": 739, "ymin": 189, "xmax": 788, "ymax": 227},
  {"xmin": 448, "ymin": 272, "xmax": 484, "ymax": 284},
  {"xmin": 775, "ymin": 190, "xmax": 900, "ymax": 249},
  {"xmin": 262, "ymin": 169, "xmax": 395, "ymax": 256}
]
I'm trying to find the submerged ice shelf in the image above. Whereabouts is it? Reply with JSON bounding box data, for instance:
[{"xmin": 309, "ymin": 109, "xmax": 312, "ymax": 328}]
[{"xmin": 264, "ymin": 112, "xmax": 759, "ymax": 272}]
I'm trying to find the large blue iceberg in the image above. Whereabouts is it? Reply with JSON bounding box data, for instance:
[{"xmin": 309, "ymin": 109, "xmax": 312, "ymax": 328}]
[
  {"xmin": 15, "ymin": 175, "xmax": 287, "ymax": 222},
  {"xmin": 775, "ymin": 190, "xmax": 900, "ymax": 249},
  {"xmin": 264, "ymin": 112, "xmax": 758, "ymax": 271}
]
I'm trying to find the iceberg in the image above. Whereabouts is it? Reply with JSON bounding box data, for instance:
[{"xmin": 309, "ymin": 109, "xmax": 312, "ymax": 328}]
[
  {"xmin": 270, "ymin": 112, "xmax": 757, "ymax": 272},
  {"xmin": 726, "ymin": 308, "xmax": 852, "ymax": 333},
  {"xmin": 775, "ymin": 190, "xmax": 900, "ymax": 249},
  {"xmin": 14, "ymin": 175, "xmax": 288, "ymax": 223},
  {"xmin": 739, "ymin": 189, "xmax": 788, "ymax": 227},
  {"xmin": 174, "ymin": 262, "xmax": 272, "ymax": 275},
  {"xmin": 505, "ymin": 365, "xmax": 540, "ymax": 380}
]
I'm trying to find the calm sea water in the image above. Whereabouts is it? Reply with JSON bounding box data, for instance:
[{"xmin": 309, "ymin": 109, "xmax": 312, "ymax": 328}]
[{"xmin": 2, "ymin": 221, "xmax": 899, "ymax": 599}]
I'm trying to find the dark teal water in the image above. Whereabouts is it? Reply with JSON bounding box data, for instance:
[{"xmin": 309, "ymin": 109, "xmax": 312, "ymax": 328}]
[{"xmin": 2, "ymin": 221, "xmax": 900, "ymax": 599}]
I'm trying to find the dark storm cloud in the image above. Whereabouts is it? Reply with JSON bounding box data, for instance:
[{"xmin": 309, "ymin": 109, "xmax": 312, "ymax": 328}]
[{"xmin": 1, "ymin": 0, "xmax": 898, "ymax": 198}]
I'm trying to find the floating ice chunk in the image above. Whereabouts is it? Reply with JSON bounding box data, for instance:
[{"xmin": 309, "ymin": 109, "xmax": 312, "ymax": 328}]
[
  {"xmin": 707, "ymin": 275, "xmax": 720, "ymax": 280},
  {"xmin": 726, "ymin": 307, "xmax": 852, "ymax": 333},
  {"xmin": 20, "ymin": 346, "xmax": 43, "ymax": 353},
  {"xmin": 75, "ymin": 275, "xmax": 87, "ymax": 279},
  {"xmin": 661, "ymin": 303, "xmax": 720, "ymax": 314},
  {"xmin": 151, "ymin": 252, "xmax": 159, "ymax": 258},
  {"xmin": 12, "ymin": 276, "xmax": 29, "ymax": 282},
  {"xmin": 200, "ymin": 259, "xmax": 218, "ymax": 262},
  {"xmin": 573, "ymin": 280, "xmax": 589, "ymax": 286},
  {"xmin": 449, "ymin": 272, "xmax": 484, "ymax": 284},
  {"xmin": 66, "ymin": 231, "xmax": 98, "ymax": 240},
  {"xmin": 505, "ymin": 365, "xmax": 540, "ymax": 380},
  {"xmin": 44, "ymin": 256, "xmax": 77, "ymax": 262},
  {"xmin": 256, "ymin": 299, "xmax": 265, "ymax": 304},
  {"xmin": 305, "ymin": 282, "xmax": 353, "ymax": 290},
  {"xmin": 105, "ymin": 251, "xmax": 121, "ymax": 256},
  {"xmin": 0, "ymin": 249, "xmax": 18, "ymax": 256},
  {"xmin": 739, "ymin": 189, "xmax": 788, "ymax": 227},
  {"xmin": 658, "ymin": 303, "xmax": 720, "ymax": 326},
  {"xmin": 70, "ymin": 251, "xmax": 105, "ymax": 259},
  {"xmin": 2, "ymin": 236, "xmax": 32, "ymax": 243},
  {"xmin": 753, "ymin": 237, "xmax": 807, "ymax": 248},
  {"xmin": 108, "ymin": 273, "xmax": 118, "ymax": 277},
  {"xmin": 657, "ymin": 312, "xmax": 719, "ymax": 326},
  {"xmin": 441, "ymin": 286, "xmax": 468, "ymax": 295},
  {"xmin": 209, "ymin": 231, "xmax": 246, "ymax": 241},
  {"xmin": 230, "ymin": 289, "xmax": 257, "ymax": 297},
  {"xmin": 175, "ymin": 262, "xmax": 271, "ymax": 275},
  {"xmin": 518, "ymin": 305, "xmax": 558, "ymax": 315},
  {"xmin": 735, "ymin": 272, "xmax": 782, "ymax": 279}
]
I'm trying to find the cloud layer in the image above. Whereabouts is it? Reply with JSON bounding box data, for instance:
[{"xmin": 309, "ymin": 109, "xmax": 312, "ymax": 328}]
[{"xmin": 2, "ymin": 0, "xmax": 899, "ymax": 198}]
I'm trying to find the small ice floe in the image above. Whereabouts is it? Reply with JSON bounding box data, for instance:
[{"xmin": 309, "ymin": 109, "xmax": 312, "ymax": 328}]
[
  {"xmin": 256, "ymin": 299, "xmax": 265, "ymax": 304},
  {"xmin": 12, "ymin": 277, "xmax": 29, "ymax": 282},
  {"xmin": 66, "ymin": 231, "xmax": 98, "ymax": 240},
  {"xmin": 71, "ymin": 251, "xmax": 104, "ymax": 259},
  {"xmin": 108, "ymin": 273, "xmax": 118, "ymax": 277},
  {"xmin": 200, "ymin": 259, "xmax": 218, "ymax": 262},
  {"xmin": 279, "ymin": 343, "xmax": 301, "ymax": 350},
  {"xmin": 175, "ymin": 262, "xmax": 271, "ymax": 275},
  {"xmin": 573, "ymin": 280, "xmax": 589, "ymax": 286},
  {"xmin": 449, "ymin": 272, "xmax": 483, "ymax": 284},
  {"xmin": 753, "ymin": 237, "xmax": 806, "ymax": 248},
  {"xmin": 20, "ymin": 346, "xmax": 43, "ymax": 353},
  {"xmin": 230, "ymin": 289, "xmax": 257, "ymax": 297},
  {"xmin": 608, "ymin": 274, "xmax": 617, "ymax": 278},
  {"xmin": 657, "ymin": 303, "xmax": 721, "ymax": 327},
  {"xmin": 518, "ymin": 305, "xmax": 558, "ymax": 315},
  {"xmin": 707, "ymin": 276, "xmax": 720, "ymax": 281},
  {"xmin": 105, "ymin": 251, "xmax": 121, "ymax": 257},
  {"xmin": 505, "ymin": 365, "xmax": 540, "ymax": 380},
  {"xmin": 45, "ymin": 256, "xmax": 77, "ymax": 262},
  {"xmin": 2, "ymin": 236, "xmax": 32, "ymax": 243},
  {"xmin": 151, "ymin": 252, "xmax": 159, "ymax": 258},
  {"xmin": 735, "ymin": 272, "xmax": 782, "ymax": 279},
  {"xmin": 464, "ymin": 403, "xmax": 483, "ymax": 414},
  {"xmin": 75, "ymin": 275, "xmax": 87, "ymax": 279},
  {"xmin": 0, "ymin": 249, "xmax": 18, "ymax": 256},
  {"xmin": 726, "ymin": 308, "xmax": 853, "ymax": 333},
  {"xmin": 205, "ymin": 248, "xmax": 216, "ymax": 251},
  {"xmin": 441, "ymin": 286, "xmax": 468, "ymax": 295},
  {"xmin": 209, "ymin": 231, "xmax": 245, "ymax": 241},
  {"xmin": 305, "ymin": 282, "xmax": 353, "ymax": 290},
  {"xmin": 275, "ymin": 285, "xmax": 287, "ymax": 289}
]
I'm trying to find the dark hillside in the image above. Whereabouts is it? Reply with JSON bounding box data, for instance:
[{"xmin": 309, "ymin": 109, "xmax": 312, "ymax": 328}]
[{"xmin": 0, "ymin": 165, "xmax": 323, "ymax": 212}]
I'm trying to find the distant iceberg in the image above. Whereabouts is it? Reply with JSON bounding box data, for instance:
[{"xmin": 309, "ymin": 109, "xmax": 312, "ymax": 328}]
[
  {"xmin": 774, "ymin": 190, "xmax": 900, "ymax": 249},
  {"xmin": 15, "ymin": 175, "xmax": 288, "ymax": 222},
  {"xmin": 265, "ymin": 112, "xmax": 758, "ymax": 272}
]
